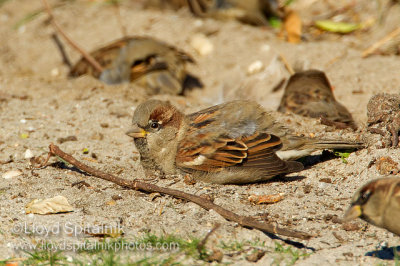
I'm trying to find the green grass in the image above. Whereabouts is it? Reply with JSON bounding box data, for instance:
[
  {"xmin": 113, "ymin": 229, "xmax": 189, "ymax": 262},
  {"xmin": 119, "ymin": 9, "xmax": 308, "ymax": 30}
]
[
  {"xmin": 394, "ymin": 247, "xmax": 400, "ymax": 266},
  {"xmin": 0, "ymin": 0, "xmax": 11, "ymax": 7},
  {"xmin": 23, "ymin": 249, "xmax": 67, "ymax": 265},
  {"xmin": 272, "ymin": 242, "xmax": 309, "ymax": 265},
  {"xmin": 334, "ymin": 149, "xmax": 354, "ymax": 164},
  {"xmin": 5, "ymin": 234, "xmax": 310, "ymax": 265},
  {"xmin": 13, "ymin": 9, "xmax": 43, "ymax": 30},
  {"xmin": 65, "ymin": 234, "xmax": 205, "ymax": 264}
]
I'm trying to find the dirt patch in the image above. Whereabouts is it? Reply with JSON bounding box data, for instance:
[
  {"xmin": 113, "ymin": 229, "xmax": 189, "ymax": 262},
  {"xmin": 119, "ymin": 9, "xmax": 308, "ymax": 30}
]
[{"xmin": 1, "ymin": 0, "xmax": 400, "ymax": 264}]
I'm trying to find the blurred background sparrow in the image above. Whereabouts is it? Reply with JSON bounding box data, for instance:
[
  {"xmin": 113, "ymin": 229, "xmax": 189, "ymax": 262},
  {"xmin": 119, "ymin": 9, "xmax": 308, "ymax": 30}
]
[
  {"xmin": 344, "ymin": 177, "xmax": 400, "ymax": 236},
  {"xmin": 70, "ymin": 36, "xmax": 201, "ymax": 95},
  {"xmin": 277, "ymin": 70, "xmax": 357, "ymax": 130},
  {"xmin": 126, "ymin": 100, "xmax": 363, "ymax": 184},
  {"xmin": 145, "ymin": 0, "xmax": 283, "ymax": 26}
]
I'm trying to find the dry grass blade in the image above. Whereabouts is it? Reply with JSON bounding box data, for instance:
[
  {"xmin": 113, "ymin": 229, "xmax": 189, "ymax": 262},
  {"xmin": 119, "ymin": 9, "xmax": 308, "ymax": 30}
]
[
  {"xmin": 41, "ymin": 0, "xmax": 103, "ymax": 73},
  {"xmin": 362, "ymin": 27, "xmax": 400, "ymax": 58}
]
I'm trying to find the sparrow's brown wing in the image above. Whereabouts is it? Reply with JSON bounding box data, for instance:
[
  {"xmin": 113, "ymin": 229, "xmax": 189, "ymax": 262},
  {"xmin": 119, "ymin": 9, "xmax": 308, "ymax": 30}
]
[
  {"xmin": 69, "ymin": 36, "xmax": 134, "ymax": 78},
  {"xmin": 176, "ymin": 108, "xmax": 301, "ymax": 176},
  {"xmin": 278, "ymin": 70, "xmax": 356, "ymax": 129},
  {"xmin": 70, "ymin": 36, "xmax": 194, "ymax": 88}
]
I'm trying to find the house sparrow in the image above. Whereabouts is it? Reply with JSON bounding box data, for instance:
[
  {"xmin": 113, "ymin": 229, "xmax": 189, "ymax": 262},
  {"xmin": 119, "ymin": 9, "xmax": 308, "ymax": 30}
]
[
  {"xmin": 277, "ymin": 70, "xmax": 357, "ymax": 130},
  {"xmin": 69, "ymin": 36, "xmax": 198, "ymax": 95},
  {"xmin": 187, "ymin": 0, "xmax": 283, "ymax": 26},
  {"xmin": 343, "ymin": 177, "xmax": 400, "ymax": 236},
  {"xmin": 367, "ymin": 93, "xmax": 400, "ymax": 147},
  {"xmin": 126, "ymin": 100, "xmax": 363, "ymax": 184}
]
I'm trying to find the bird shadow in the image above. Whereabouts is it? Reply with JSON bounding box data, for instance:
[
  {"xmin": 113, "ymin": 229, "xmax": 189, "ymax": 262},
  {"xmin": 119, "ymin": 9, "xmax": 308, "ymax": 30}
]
[
  {"xmin": 271, "ymin": 175, "xmax": 307, "ymax": 183},
  {"xmin": 263, "ymin": 232, "xmax": 316, "ymax": 252},
  {"xmin": 365, "ymin": 246, "xmax": 400, "ymax": 260},
  {"xmin": 297, "ymin": 150, "xmax": 339, "ymax": 169},
  {"xmin": 50, "ymin": 161, "xmax": 90, "ymax": 176}
]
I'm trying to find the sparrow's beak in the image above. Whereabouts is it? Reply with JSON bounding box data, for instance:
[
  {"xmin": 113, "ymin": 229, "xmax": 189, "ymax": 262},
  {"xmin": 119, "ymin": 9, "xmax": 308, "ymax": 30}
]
[
  {"xmin": 343, "ymin": 204, "xmax": 362, "ymax": 222},
  {"xmin": 126, "ymin": 124, "xmax": 148, "ymax": 138}
]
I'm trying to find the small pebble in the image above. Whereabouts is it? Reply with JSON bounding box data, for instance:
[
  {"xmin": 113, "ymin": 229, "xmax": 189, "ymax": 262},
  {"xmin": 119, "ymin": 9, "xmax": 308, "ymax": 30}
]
[
  {"xmin": 18, "ymin": 25, "xmax": 26, "ymax": 34},
  {"xmin": 20, "ymin": 119, "xmax": 27, "ymax": 124},
  {"xmin": 51, "ymin": 68, "xmax": 60, "ymax": 76},
  {"xmin": 342, "ymin": 222, "xmax": 360, "ymax": 231},
  {"xmin": 24, "ymin": 149, "xmax": 34, "ymax": 159},
  {"xmin": 190, "ymin": 33, "xmax": 214, "ymax": 56},
  {"xmin": 2, "ymin": 170, "xmax": 22, "ymax": 179},
  {"xmin": 318, "ymin": 182, "xmax": 328, "ymax": 189},
  {"xmin": 261, "ymin": 44, "xmax": 271, "ymax": 52},
  {"xmin": 194, "ymin": 19, "xmax": 203, "ymax": 27},
  {"xmin": 247, "ymin": 60, "xmax": 264, "ymax": 75}
]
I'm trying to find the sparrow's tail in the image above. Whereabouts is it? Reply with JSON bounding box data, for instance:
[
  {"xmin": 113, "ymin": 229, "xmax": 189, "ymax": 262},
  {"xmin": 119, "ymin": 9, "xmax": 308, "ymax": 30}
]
[
  {"xmin": 277, "ymin": 137, "xmax": 364, "ymax": 161},
  {"xmin": 302, "ymin": 139, "xmax": 364, "ymax": 151}
]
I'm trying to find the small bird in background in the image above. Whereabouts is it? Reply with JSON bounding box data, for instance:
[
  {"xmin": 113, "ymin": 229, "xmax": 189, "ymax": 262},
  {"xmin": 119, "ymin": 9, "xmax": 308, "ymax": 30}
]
[
  {"xmin": 277, "ymin": 70, "xmax": 357, "ymax": 130},
  {"xmin": 126, "ymin": 100, "xmax": 363, "ymax": 184},
  {"xmin": 343, "ymin": 177, "xmax": 400, "ymax": 236},
  {"xmin": 186, "ymin": 0, "xmax": 283, "ymax": 26},
  {"xmin": 367, "ymin": 93, "xmax": 400, "ymax": 147},
  {"xmin": 70, "ymin": 36, "xmax": 200, "ymax": 95}
]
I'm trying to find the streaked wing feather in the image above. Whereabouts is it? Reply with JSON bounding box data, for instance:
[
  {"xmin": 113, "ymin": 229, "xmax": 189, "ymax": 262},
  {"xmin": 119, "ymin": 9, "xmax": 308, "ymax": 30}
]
[{"xmin": 177, "ymin": 131, "xmax": 289, "ymax": 176}]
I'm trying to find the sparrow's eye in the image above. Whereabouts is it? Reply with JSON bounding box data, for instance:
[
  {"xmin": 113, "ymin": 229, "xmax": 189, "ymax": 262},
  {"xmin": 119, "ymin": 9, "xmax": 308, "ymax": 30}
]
[
  {"xmin": 150, "ymin": 121, "xmax": 159, "ymax": 129},
  {"xmin": 357, "ymin": 190, "xmax": 371, "ymax": 205}
]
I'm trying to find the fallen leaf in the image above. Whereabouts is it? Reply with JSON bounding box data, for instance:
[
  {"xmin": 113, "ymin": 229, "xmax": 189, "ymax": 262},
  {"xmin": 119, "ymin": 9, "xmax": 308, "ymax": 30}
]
[
  {"xmin": 246, "ymin": 249, "xmax": 266, "ymax": 262},
  {"xmin": 248, "ymin": 193, "xmax": 285, "ymax": 204},
  {"xmin": 206, "ymin": 249, "xmax": 223, "ymax": 262},
  {"xmin": 26, "ymin": 195, "xmax": 74, "ymax": 214},
  {"xmin": 2, "ymin": 170, "xmax": 22, "ymax": 179},
  {"xmin": 284, "ymin": 10, "xmax": 302, "ymax": 43},
  {"xmin": 184, "ymin": 174, "xmax": 196, "ymax": 185},
  {"xmin": 315, "ymin": 20, "xmax": 360, "ymax": 34},
  {"xmin": 376, "ymin": 156, "xmax": 399, "ymax": 175},
  {"xmin": 106, "ymin": 200, "xmax": 116, "ymax": 206}
]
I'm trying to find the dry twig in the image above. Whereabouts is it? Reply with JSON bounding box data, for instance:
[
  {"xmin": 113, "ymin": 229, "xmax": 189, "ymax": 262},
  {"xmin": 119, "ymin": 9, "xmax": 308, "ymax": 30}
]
[
  {"xmin": 41, "ymin": 143, "xmax": 312, "ymax": 240},
  {"xmin": 41, "ymin": 0, "xmax": 103, "ymax": 73},
  {"xmin": 197, "ymin": 223, "xmax": 221, "ymax": 255},
  {"xmin": 278, "ymin": 53, "xmax": 295, "ymax": 75}
]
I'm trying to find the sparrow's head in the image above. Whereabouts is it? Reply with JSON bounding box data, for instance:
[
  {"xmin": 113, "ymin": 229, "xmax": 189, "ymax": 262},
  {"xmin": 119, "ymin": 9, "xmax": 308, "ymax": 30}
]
[
  {"xmin": 126, "ymin": 99, "xmax": 185, "ymax": 144},
  {"xmin": 343, "ymin": 178, "xmax": 399, "ymax": 226}
]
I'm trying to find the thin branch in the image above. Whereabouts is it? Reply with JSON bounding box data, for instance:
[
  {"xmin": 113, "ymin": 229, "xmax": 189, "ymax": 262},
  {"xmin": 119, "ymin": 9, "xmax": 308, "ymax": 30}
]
[
  {"xmin": 41, "ymin": 0, "xmax": 103, "ymax": 73},
  {"xmin": 197, "ymin": 223, "xmax": 221, "ymax": 255},
  {"xmin": 279, "ymin": 53, "xmax": 295, "ymax": 75},
  {"xmin": 43, "ymin": 144, "xmax": 312, "ymax": 240}
]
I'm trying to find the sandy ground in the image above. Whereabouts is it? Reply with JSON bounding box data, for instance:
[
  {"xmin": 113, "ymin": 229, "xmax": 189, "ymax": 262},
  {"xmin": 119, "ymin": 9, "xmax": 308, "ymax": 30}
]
[{"xmin": 1, "ymin": 0, "xmax": 400, "ymax": 264}]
